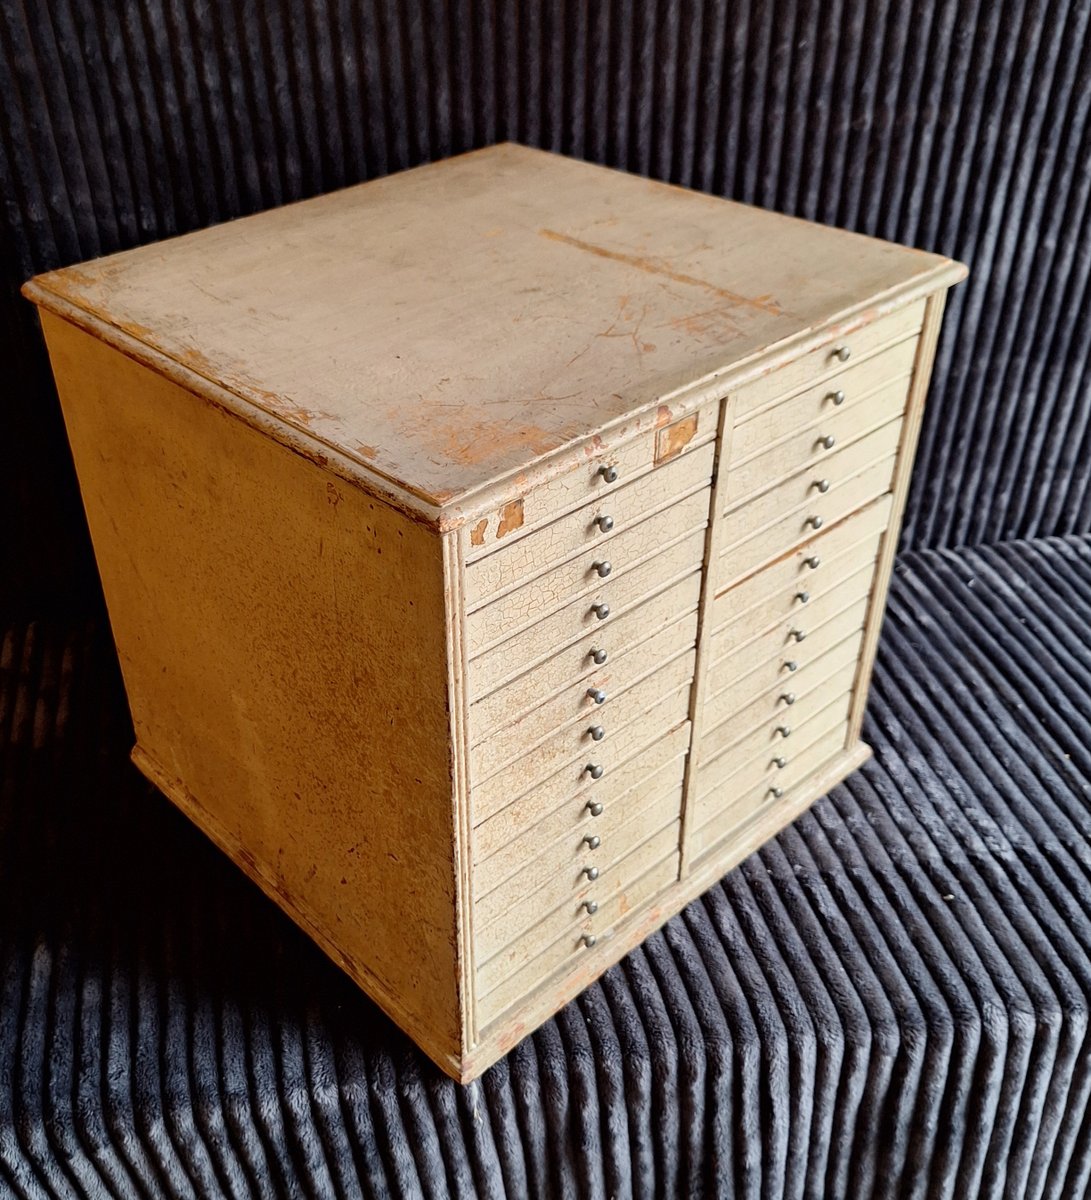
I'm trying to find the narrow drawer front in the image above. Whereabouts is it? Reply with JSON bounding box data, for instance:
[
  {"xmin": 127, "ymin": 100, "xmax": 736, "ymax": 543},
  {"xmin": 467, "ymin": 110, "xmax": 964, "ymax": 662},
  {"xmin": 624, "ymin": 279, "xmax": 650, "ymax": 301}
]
[
  {"xmin": 476, "ymin": 848, "xmax": 678, "ymax": 1010},
  {"xmin": 477, "ymin": 822, "xmax": 678, "ymax": 964},
  {"xmin": 710, "ymin": 494, "xmax": 891, "ymax": 633},
  {"xmin": 729, "ymin": 337, "xmax": 917, "ymax": 466},
  {"xmin": 474, "ymin": 656, "xmax": 692, "ymax": 826},
  {"xmin": 705, "ymin": 620, "xmax": 866, "ymax": 739},
  {"xmin": 472, "ymin": 612, "xmax": 697, "ymax": 787},
  {"xmin": 467, "ymin": 489, "xmax": 710, "ymax": 658},
  {"xmin": 462, "ymin": 405, "xmax": 716, "ymax": 561},
  {"xmin": 465, "ymin": 441, "xmax": 715, "ymax": 607},
  {"xmin": 470, "ymin": 571, "xmax": 699, "ymax": 743},
  {"xmin": 469, "ymin": 531, "xmax": 705, "ymax": 696},
  {"xmin": 719, "ymin": 463, "xmax": 895, "ymax": 589},
  {"xmin": 732, "ymin": 300, "xmax": 925, "ymax": 422},
  {"xmin": 475, "ymin": 725, "xmax": 688, "ymax": 908},
  {"xmin": 723, "ymin": 376, "xmax": 911, "ymax": 511},
  {"xmin": 700, "ymin": 650, "xmax": 860, "ymax": 766},
  {"xmin": 691, "ymin": 719, "xmax": 851, "ymax": 859}
]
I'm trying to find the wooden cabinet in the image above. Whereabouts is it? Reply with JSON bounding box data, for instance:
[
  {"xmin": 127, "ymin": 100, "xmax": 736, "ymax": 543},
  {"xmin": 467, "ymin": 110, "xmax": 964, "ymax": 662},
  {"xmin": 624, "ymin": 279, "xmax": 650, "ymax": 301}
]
[{"xmin": 23, "ymin": 144, "xmax": 967, "ymax": 1082}]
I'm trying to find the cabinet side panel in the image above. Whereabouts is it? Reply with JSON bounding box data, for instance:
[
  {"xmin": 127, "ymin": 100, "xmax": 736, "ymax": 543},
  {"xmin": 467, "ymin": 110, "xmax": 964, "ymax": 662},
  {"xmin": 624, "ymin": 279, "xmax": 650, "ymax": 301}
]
[{"xmin": 41, "ymin": 313, "xmax": 461, "ymax": 1061}]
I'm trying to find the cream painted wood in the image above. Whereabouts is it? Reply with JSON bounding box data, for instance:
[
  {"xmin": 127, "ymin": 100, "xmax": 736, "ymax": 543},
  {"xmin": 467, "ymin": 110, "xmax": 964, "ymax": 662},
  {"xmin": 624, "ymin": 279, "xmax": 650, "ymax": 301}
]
[
  {"xmin": 465, "ymin": 441, "xmax": 715, "ymax": 605},
  {"xmin": 26, "ymin": 145, "xmax": 965, "ymax": 1081},
  {"xmin": 731, "ymin": 299, "xmax": 927, "ymax": 422}
]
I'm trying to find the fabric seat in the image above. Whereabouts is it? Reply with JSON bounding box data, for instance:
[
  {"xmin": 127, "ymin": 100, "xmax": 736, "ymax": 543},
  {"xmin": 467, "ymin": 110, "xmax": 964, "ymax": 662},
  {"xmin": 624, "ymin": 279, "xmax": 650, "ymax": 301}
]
[{"xmin": 2, "ymin": 533, "xmax": 1090, "ymax": 1198}]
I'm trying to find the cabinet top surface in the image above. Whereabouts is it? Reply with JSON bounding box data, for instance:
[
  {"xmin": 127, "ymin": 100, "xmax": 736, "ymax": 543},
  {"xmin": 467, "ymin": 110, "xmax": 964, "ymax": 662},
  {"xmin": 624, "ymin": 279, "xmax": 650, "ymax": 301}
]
[{"xmin": 26, "ymin": 143, "xmax": 964, "ymax": 518}]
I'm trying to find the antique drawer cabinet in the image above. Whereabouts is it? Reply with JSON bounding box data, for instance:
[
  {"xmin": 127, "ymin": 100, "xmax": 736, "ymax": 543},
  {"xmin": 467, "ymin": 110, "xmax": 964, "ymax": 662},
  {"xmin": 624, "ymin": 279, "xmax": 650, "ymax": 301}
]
[{"xmin": 25, "ymin": 145, "xmax": 966, "ymax": 1082}]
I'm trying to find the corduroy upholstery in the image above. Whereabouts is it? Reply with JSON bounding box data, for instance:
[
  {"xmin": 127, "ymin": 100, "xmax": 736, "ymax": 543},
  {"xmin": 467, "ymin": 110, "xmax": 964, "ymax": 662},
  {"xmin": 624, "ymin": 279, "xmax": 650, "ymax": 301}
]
[{"xmin": 3, "ymin": 2, "xmax": 1091, "ymax": 1196}]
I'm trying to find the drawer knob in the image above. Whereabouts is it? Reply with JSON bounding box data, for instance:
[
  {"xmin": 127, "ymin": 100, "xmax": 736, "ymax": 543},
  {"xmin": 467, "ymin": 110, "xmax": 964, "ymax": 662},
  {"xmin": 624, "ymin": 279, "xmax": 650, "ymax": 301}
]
[
  {"xmin": 780, "ymin": 692, "xmax": 796, "ymax": 706},
  {"xmin": 795, "ymin": 590, "xmax": 810, "ymax": 604},
  {"xmin": 772, "ymin": 756, "xmax": 787, "ymax": 769},
  {"xmin": 582, "ymin": 933, "xmax": 598, "ymax": 948},
  {"xmin": 585, "ymin": 763, "xmax": 604, "ymax": 779},
  {"xmin": 586, "ymin": 800, "xmax": 604, "ymax": 816},
  {"xmin": 829, "ymin": 389, "xmax": 846, "ymax": 406},
  {"xmin": 583, "ymin": 866, "xmax": 599, "ymax": 881},
  {"xmin": 831, "ymin": 344, "xmax": 851, "ymax": 362},
  {"xmin": 790, "ymin": 629, "xmax": 807, "ymax": 642},
  {"xmin": 818, "ymin": 434, "xmax": 836, "ymax": 450},
  {"xmin": 776, "ymin": 725, "xmax": 792, "ymax": 738},
  {"xmin": 592, "ymin": 560, "xmax": 613, "ymax": 578},
  {"xmin": 587, "ymin": 687, "xmax": 607, "ymax": 705},
  {"xmin": 582, "ymin": 900, "xmax": 598, "ymax": 914},
  {"xmin": 805, "ymin": 515, "xmax": 824, "ymax": 530},
  {"xmin": 813, "ymin": 479, "xmax": 831, "ymax": 494},
  {"xmin": 590, "ymin": 647, "xmax": 608, "ymax": 665},
  {"xmin": 768, "ymin": 786, "xmax": 784, "ymax": 799},
  {"xmin": 591, "ymin": 602, "xmax": 610, "ymax": 620},
  {"xmin": 583, "ymin": 834, "xmax": 601, "ymax": 849},
  {"xmin": 804, "ymin": 556, "xmax": 821, "ymax": 570},
  {"xmin": 598, "ymin": 465, "xmax": 619, "ymax": 484},
  {"xmin": 588, "ymin": 725, "xmax": 606, "ymax": 741},
  {"xmin": 595, "ymin": 514, "xmax": 615, "ymax": 533},
  {"xmin": 784, "ymin": 660, "xmax": 798, "ymax": 672}
]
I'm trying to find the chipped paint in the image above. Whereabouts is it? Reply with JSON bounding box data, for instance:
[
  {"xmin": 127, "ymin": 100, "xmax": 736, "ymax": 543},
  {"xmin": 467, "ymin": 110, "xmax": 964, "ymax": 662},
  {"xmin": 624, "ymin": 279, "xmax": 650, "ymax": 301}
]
[
  {"xmin": 655, "ymin": 413, "xmax": 700, "ymax": 464},
  {"xmin": 496, "ymin": 499, "xmax": 524, "ymax": 538},
  {"xmin": 469, "ymin": 518, "xmax": 488, "ymax": 546}
]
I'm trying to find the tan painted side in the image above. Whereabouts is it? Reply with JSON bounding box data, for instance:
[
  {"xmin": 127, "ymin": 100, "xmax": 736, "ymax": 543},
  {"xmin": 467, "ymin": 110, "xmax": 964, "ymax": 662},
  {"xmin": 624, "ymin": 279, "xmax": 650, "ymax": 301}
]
[{"xmin": 41, "ymin": 312, "xmax": 464, "ymax": 1062}]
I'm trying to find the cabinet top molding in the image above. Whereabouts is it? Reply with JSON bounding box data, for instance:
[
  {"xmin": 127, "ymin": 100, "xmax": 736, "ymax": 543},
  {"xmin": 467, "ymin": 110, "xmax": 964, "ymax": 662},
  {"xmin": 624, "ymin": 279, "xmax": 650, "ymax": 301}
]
[{"xmin": 23, "ymin": 143, "xmax": 965, "ymax": 527}]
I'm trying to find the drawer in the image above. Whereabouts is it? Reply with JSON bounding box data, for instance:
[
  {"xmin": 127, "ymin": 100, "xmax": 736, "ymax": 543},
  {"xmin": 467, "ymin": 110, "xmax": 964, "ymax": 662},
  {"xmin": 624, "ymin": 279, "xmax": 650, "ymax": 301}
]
[
  {"xmin": 469, "ymin": 571, "xmax": 699, "ymax": 744},
  {"xmin": 691, "ymin": 718, "xmax": 851, "ymax": 860},
  {"xmin": 700, "ymin": 647, "xmax": 861, "ymax": 765},
  {"xmin": 476, "ymin": 848, "xmax": 678, "ymax": 1009},
  {"xmin": 473, "ymin": 654, "xmax": 692, "ymax": 823},
  {"xmin": 462, "ymin": 405, "xmax": 717, "ymax": 560},
  {"xmin": 718, "ymin": 461, "xmax": 896, "ymax": 588},
  {"xmin": 729, "ymin": 337, "xmax": 916, "ymax": 466},
  {"xmin": 723, "ymin": 375, "xmax": 911, "ymax": 511},
  {"xmin": 477, "ymin": 851, "xmax": 678, "ymax": 1023},
  {"xmin": 477, "ymin": 821, "xmax": 679, "ymax": 963},
  {"xmin": 469, "ymin": 530, "xmax": 705, "ymax": 694},
  {"xmin": 472, "ymin": 610, "xmax": 697, "ymax": 785},
  {"xmin": 467, "ymin": 488, "xmax": 710, "ymax": 658},
  {"xmin": 474, "ymin": 722, "xmax": 689, "ymax": 902},
  {"xmin": 465, "ymin": 441, "xmax": 715, "ymax": 607},
  {"xmin": 732, "ymin": 299, "xmax": 925, "ymax": 422},
  {"xmin": 709, "ymin": 494, "xmax": 891, "ymax": 631}
]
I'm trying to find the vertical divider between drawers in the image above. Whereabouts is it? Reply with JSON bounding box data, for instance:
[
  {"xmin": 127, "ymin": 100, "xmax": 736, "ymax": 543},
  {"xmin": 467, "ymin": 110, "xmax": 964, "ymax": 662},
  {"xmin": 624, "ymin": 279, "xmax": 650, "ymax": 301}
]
[{"xmin": 679, "ymin": 393, "xmax": 736, "ymax": 877}]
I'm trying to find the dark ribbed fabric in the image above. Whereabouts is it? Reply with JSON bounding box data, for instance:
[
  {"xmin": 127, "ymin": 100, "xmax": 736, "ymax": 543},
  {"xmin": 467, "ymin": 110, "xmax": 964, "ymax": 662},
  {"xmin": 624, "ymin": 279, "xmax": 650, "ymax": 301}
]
[
  {"xmin": 3, "ymin": 536, "xmax": 1091, "ymax": 1198},
  {"xmin": 4, "ymin": 0, "xmax": 1091, "ymax": 609}
]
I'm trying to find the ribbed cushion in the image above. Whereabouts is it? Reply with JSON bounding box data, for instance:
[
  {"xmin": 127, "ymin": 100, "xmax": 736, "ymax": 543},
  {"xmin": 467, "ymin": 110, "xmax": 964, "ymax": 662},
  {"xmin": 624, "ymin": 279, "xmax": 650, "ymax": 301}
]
[{"xmin": 3, "ymin": 533, "xmax": 1091, "ymax": 1198}]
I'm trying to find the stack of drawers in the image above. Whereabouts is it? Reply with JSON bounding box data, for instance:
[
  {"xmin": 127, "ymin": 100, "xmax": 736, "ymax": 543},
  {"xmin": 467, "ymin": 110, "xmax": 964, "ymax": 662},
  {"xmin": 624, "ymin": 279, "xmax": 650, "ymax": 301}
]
[
  {"xmin": 690, "ymin": 300, "xmax": 926, "ymax": 857},
  {"xmin": 463, "ymin": 412, "xmax": 716, "ymax": 1023}
]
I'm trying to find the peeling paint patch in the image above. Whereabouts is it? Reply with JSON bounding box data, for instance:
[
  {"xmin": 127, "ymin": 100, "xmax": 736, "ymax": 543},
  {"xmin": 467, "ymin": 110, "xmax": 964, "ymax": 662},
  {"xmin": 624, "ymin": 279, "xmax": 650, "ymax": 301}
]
[
  {"xmin": 470, "ymin": 519, "xmax": 488, "ymax": 546},
  {"xmin": 354, "ymin": 443, "xmax": 379, "ymax": 459},
  {"xmin": 655, "ymin": 413, "xmax": 699, "ymax": 464},
  {"xmin": 496, "ymin": 499, "xmax": 525, "ymax": 538}
]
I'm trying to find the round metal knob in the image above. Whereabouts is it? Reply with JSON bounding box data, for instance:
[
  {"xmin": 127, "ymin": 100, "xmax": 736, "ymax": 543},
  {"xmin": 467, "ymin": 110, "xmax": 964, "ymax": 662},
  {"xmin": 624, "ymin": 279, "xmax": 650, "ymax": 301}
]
[
  {"xmin": 804, "ymin": 556, "xmax": 821, "ymax": 570},
  {"xmin": 583, "ymin": 866, "xmax": 599, "ymax": 881},
  {"xmin": 583, "ymin": 834, "xmax": 601, "ymax": 849},
  {"xmin": 585, "ymin": 763, "xmax": 604, "ymax": 780},
  {"xmin": 831, "ymin": 344, "xmax": 851, "ymax": 362},
  {"xmin": 596, "ymin": 514, "xmax": 614, "ymax": 533},
  {"xmin": 784, "ymin": 660, "xmax": 798, "ymax": 672},
  {"xmin": 806, "ymin": 515, "xmax": 824, "ymax": 529},
  {"xmin": 818, "ymin": 434, "xmax": 836, "ymax": 450},
  {"xmin": 590, "ymin": 647, "xmax": 608, "ymax": 665},
  {"xmin": 780, "ymin": 693, "xmax": 796, "ymax": 706},
  {"xmin": 587, "ymin": 687, "xmax": 607, "ymax": 705},
  {"xmin": 813, "ymin": 479, "xmax": 831, "ymax": 493},
  {"xmin": 582, "ymin": 900, "xmax": 598, "ymax": 914},
  {"xmin": 582, "ymin": 933, "xmax": 598, "ymax": 948},
  {"xmin": 586, "ymin": 800, "xmax": 604, "ymax": 817},
  {"xmin": 772, "ymin": 756, "xmax": 787, "ymax": 769},
  {"xmin": 795, "ymin": 590, "xmax": 810, "ymax": 604},
  {"xmin": 790, "ymin": 629, "xmax": 807, "ymax": 642},
  {"xmin": 829, "ymin": 389, "xmax": 846, "ymax": 406},
  {"xmin": 591, "ymin": 602, "xmax": 610, "ymax": 620},
  {"xmin": 592, "ymin": 560, "xmax": 612, "ymax": 578},
  {"xmin": 776, "ymin": 725, "xmax": 791, "ymax": 738},
  {"xmin": 588, "ymin": 725, "xmax": 605, "ymax": 741},
  {"xmin": 598, "ymin": 465, "xmax": 618, "ymax": 483},
  {"xmin": 768, "ymin": 786, "xmax": 784, "ymax": 799}
]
